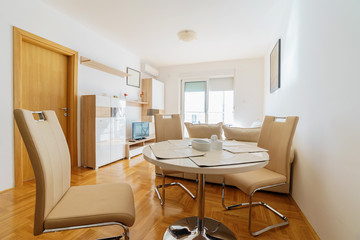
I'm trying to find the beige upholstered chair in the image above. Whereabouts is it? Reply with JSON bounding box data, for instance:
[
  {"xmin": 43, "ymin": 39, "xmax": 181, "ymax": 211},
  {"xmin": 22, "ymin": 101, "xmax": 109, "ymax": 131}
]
[
  {"xmin": 222, "ymin": 116, "xmax": 299, "ymax": 236},
  {"xmin": 14, "ymin": 109, "xmax": 135, "ymax": 239},
  {"xmin": 154, "ymin": 114, "xmax": 197, "ymax": 206}
]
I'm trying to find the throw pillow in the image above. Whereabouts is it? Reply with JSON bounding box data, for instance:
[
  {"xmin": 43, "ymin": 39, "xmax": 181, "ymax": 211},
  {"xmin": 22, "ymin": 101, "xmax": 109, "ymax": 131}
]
[
  {"xmin": 184, "ymin": 122, "xmax": 223, "ymax": 139},
  {"xmin": 223, "ymin": 125, "xmax": 261, "ymax": 142}
]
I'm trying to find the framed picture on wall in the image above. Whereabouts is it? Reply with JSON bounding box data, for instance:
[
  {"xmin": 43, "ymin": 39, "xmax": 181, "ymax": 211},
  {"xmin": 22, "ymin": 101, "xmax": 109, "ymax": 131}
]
[
  {"xmin": 270, "ymin": 39, "xmax": 281, "ymax": 93},
  {"xmin": 126, "ymin": 67, "xmax": 141, "ymax": 88}
]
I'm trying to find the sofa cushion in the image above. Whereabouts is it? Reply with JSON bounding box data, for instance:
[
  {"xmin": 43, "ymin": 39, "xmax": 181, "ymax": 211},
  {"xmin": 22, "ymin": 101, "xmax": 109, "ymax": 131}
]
[
  {"xmin": 184, "ymin": 122, "xmax": 223, "ymax": 139},
  {"xmin": 223, "ymin": 125, "xmax": 261, "ymax": 142}
]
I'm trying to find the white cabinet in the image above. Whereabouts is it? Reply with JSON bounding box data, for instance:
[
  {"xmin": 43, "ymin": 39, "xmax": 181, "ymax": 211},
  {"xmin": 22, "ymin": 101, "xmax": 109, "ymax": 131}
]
[
  {"xmin": 152, "ymin": 79, "xmax": 164, "ymax": 110},
  {"xmin": 81, "ymin": 95, "xmax": 126, "ymax": 169},
  {"xmin": 95, "ymin": 117, "xmax": 111, "ymax": 167},
  {"xmin": 142, "ymin": 78, "xmax": 165, "ymax": 122},
  {"xmin": 110, "ymin": 97, "xmax": 126, "ymax": 162}
]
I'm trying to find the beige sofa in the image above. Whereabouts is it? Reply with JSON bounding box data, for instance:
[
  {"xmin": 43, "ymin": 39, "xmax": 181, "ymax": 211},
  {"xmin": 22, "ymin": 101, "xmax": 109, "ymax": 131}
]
[{"xmin": 155, "ymin": 126, "xmax": 295, "ymax": 194}]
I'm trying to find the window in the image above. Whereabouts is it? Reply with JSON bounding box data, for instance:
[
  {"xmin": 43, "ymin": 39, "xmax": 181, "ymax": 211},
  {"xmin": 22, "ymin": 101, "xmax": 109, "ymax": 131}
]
[
  {"xmin": 183, "ymin": 81, "xmax": 206, "ymax": 123},
  {"xmin": 182, "ymin": 77, "xmax": 234, "ymax": 124}
]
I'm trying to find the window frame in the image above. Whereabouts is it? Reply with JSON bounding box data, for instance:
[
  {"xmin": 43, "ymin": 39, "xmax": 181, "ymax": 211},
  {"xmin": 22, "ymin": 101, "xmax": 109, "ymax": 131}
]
[{"xmin": 181, "ymin": 77, "xmax": 234, "ymax": 124}]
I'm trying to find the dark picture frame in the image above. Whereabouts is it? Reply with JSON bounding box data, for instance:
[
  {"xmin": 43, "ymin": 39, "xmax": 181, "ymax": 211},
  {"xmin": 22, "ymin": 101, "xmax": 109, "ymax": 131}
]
[
  {"xmin": 126, "ymin": 67, "xmax": 141, "ymax": 88},
  {"xmin": 270, "ymin": 39, "xmax": 281, "ymax": 93}
]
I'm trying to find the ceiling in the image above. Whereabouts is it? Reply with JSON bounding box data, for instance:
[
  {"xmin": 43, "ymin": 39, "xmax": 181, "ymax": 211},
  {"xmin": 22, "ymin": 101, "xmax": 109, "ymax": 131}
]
[{"xmin": 41, "ymin": 0, "xmax": 291, "ymax": 67}]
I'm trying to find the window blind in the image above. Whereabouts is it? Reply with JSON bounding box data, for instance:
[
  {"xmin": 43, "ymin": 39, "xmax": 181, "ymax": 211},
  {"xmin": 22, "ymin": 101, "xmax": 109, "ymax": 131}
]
[
  {"xmin": 184, "ymin": 81, "xmax": 206, "ymax": 92},
  {"xmin": 209, "ymin": 77, "xmax": 233, "ymax": 91}
]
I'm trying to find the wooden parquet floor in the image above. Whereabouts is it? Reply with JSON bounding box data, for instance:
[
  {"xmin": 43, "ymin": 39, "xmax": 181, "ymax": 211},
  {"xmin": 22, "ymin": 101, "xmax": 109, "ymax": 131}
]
[{"xmin": 0, "ymin": 155, "xmax": 319, "ymax": 240}]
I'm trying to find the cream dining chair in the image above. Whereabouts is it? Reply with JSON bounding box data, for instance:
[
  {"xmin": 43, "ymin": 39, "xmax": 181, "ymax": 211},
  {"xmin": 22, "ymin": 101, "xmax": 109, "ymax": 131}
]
[
  {"xmin": 154, "ymin": 114, "xmax": 198, "ymax": 206},
  {"xmin": 222, "ymin": 116, "xmax": 299, "ymax": 236},
  {"xmin": 14, "ymin": 109, "xmax": 135, "ymax": 239}
]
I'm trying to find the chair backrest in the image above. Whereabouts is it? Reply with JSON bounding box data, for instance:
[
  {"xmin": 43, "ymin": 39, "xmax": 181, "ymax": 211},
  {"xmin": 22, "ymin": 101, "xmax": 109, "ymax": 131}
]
[
  {"xmin": 257, "ymin": 116, "xmax": 299, "ymax": 178},
  {"xmin": 154, "ymin": 114, "xmax": 183, "ymax": 142},
  {"xmin": 14, "ymin": 109, "xmax": 71, "ymax": 235}
]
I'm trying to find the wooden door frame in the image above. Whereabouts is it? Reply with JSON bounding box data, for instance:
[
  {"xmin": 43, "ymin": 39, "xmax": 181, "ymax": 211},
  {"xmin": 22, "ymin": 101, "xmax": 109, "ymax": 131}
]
[{"xmin": 13, "ymin": 27, "xmax": 78, "ymax": 187}]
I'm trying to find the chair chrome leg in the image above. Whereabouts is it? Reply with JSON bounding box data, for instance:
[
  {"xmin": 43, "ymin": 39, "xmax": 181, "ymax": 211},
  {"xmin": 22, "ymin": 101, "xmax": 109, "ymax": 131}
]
[
  {"xmin": 162, "ymin": 172, "xmax": 166, "ymax": 206},
  {"xmin": 222, "ymin": 179, "xmax": 289, "ymax": 236},
  {"xmin": 45, "ymin": 222, "xmax": 130, "ymax": 240},
  {"xmin": 98, "ymin": 225, "xmax": 129, "ymax": 239},
  {"xmin": 155, "ymin": 173, "xmax": 197, "ymax": 206},
  {"xmin": 122, "ymin": 224, "xmax": 130, "ymax": 240},
  {"xmin": 222, "ymin": 180, "xmax": 250, "ymax": 209},
  {"xmin": 248, "ymin": 188, "xmax": 289, "ymax": 236},
  {"xmin": 87, "ymin": 224, "xmax": 130, "ymax": 240},
  {"xmin": 195, "ymin": 174, "xmax": 199, "ymax": 198}
]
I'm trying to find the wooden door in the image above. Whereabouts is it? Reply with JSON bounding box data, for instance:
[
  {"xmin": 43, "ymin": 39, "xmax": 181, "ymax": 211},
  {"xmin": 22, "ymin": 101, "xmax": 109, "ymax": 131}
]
[{"xmin": 13, "ymin": 27, "xmax": 78, "ymax": 185}]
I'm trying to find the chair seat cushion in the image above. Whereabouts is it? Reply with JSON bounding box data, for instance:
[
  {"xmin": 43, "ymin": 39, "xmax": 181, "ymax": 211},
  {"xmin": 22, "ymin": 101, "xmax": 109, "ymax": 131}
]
[
  {"xmin": 44, "ymin": 183, "xmax": 135, "ymax": 229},
  {"xmin": 224, "ymin": 168, "xmax": 286, "ymax": 195}
]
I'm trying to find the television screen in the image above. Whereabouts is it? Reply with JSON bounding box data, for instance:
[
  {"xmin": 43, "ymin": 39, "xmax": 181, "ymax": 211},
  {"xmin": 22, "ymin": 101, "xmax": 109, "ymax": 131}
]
[{"xmin": 132, "ymin": 122, "xmax": 149, "ymax": 140}]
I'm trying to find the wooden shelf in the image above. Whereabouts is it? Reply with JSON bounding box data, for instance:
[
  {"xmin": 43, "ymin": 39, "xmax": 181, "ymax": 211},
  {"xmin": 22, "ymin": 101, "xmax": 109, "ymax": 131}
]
[
  {"xmin": 125, "ymin": 135, "xmax": 155, "ymax": 159},
  {"xmin": 126, "ymin": 99, "xmax": 148, "ymax": 105},
  {"xmin": 80, "ymin": 56, "xmax": 130, "ymax": 78}
]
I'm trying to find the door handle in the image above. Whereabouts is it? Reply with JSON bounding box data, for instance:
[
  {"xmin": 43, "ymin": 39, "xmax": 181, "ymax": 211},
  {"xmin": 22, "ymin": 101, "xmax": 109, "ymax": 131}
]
[{"xmin": 60, "ymin": 107, "xmax": 68, "ymax": 117}]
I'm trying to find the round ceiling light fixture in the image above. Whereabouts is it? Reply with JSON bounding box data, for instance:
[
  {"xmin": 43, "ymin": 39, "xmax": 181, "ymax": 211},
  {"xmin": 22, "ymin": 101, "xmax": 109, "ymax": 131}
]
[{"xmin": 177, "ymin": 30, "xmax": 197, "ymax": 42}]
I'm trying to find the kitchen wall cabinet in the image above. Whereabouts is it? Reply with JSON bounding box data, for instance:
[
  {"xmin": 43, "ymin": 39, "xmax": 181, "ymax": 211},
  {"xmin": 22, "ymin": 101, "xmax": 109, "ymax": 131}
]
[{"xmin": 141, "ymin": 78, "xmax": 164, "ymax": 122}]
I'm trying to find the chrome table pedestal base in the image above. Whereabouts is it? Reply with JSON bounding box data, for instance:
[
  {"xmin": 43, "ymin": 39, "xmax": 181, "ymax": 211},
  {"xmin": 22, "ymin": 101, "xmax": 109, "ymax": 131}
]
[
  {"xmin": 163, "ymin": 174, "xmax": 237, "ymax": 239},
  {"xmin": 163, "ymin": 217, "xmax": 236, "ymax": 240}
]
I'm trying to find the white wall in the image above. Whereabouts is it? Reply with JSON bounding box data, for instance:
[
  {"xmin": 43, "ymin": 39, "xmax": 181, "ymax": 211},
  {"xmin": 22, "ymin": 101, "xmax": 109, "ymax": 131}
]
[
  {"xmin": 264, "ymin": 0, "xmax": 360, "ymax": 239},
  {"xmin": 159, "ymin": 58, "xmax": 264, "ymax": 127},
  {"xmin": 0, "ymin": 0, "xmax": 142, "ymax": 191}
]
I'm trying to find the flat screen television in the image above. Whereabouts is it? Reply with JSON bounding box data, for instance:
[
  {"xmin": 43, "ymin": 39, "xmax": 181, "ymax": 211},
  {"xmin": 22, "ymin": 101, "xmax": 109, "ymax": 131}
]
[{"xmin": 132, "ymin": 122, "xmax": 149, "ymax": 140}]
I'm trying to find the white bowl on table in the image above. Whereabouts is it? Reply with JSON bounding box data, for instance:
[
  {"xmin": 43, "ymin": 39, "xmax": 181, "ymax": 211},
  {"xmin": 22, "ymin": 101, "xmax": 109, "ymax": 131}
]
[{"xmin": 192, "ymin": 139, "xmax": 211, "ymax": 152}]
